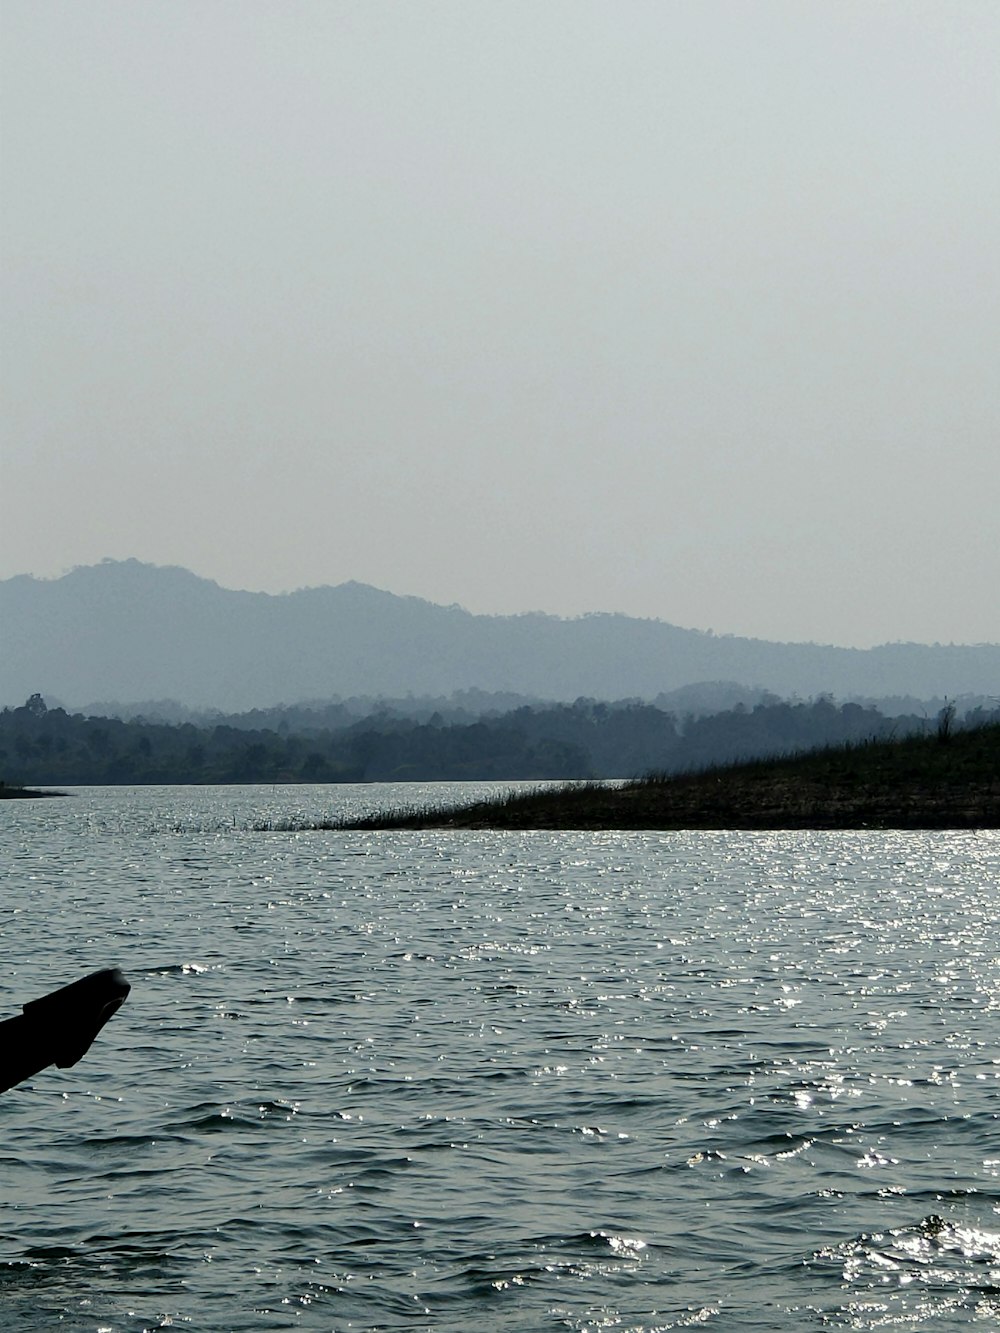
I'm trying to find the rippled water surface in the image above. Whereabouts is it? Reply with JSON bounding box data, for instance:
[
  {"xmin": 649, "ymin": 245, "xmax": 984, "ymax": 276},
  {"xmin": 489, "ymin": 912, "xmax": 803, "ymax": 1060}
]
[{"xmin": 2, "ymin": 785, "xmax": 999, "ymax": 1331}]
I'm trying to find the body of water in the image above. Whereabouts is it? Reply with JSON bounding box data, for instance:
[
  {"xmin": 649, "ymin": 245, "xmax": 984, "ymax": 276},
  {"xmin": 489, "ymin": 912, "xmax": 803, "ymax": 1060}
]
[{"xmin": 2, "ymin": 785, "xmax": 999, "ymax": 1330}]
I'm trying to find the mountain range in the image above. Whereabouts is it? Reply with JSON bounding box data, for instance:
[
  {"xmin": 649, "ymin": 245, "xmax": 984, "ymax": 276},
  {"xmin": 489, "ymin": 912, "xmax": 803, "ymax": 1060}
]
[{"xmin": 2, "ymin": 559, "xmax": 998, "ymax": 713}]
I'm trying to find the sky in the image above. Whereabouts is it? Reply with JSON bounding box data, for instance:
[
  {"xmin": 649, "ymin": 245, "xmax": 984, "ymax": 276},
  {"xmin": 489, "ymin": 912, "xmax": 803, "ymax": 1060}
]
[{"xmin": 1, "ymin": 1, "xmax": 998, "ymax": 648}]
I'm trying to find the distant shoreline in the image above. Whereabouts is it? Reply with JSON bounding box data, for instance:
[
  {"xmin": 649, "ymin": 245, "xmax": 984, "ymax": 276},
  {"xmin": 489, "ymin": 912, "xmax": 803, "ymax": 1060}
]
[
  {"xmin": 326, "ymin": 724, "xmax": 1000, "ymax": 832},
  {"xmin": 0, "ymin": 784, "xmax": 65, "ymax": 800}
]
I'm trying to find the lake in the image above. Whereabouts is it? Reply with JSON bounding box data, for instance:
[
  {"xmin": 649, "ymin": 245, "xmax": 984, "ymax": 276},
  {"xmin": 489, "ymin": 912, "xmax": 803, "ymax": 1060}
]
[{"xmin": 2, "ymin": 785, "xmax": 998, "ymax": 1330}]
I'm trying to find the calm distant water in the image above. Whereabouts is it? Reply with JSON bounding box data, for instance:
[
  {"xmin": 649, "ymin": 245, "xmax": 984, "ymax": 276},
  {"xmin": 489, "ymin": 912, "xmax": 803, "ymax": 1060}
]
[{"xmin": 2, "ymin": 784, "xmax": 999, "ymax": 1332}]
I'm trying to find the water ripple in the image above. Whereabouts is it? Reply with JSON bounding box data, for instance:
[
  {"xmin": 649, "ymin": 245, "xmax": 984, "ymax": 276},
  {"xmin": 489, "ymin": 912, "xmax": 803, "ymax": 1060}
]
[{"xmin": 2, "ymin": 791, "xmax": 998, "ymax": 1328}]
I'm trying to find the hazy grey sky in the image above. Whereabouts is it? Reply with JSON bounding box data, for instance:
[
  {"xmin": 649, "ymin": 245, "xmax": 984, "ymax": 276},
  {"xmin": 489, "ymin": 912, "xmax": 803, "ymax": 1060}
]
[{"xmin": 2, "ymin": 1, "xmax": 997, "ymax": 647}]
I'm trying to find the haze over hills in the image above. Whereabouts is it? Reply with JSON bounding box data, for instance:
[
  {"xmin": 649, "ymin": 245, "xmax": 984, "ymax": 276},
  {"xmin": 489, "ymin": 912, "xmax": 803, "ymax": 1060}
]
[{"xmin": 2, "ymin": 560, "xmax": 998, "ymax": 714}]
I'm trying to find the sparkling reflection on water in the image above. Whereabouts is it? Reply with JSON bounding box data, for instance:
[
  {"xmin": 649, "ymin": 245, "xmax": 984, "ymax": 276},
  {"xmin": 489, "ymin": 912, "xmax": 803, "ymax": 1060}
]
[{"xmin": 1, "ymin": 785, "xmax": 999, "ymax": 1331}]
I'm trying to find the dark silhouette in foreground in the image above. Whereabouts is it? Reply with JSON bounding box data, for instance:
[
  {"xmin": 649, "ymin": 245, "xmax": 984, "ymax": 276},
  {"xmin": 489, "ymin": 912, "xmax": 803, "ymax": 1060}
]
[{"xmin": 0, "ymin": 968, "xmax": 130, "ymax": 1094}]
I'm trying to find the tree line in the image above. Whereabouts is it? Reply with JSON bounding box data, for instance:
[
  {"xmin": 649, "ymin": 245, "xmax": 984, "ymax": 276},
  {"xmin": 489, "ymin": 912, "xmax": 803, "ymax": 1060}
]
[{"xmin": 2, "ymin": 692, "xmax": 994, "ymax": 788}]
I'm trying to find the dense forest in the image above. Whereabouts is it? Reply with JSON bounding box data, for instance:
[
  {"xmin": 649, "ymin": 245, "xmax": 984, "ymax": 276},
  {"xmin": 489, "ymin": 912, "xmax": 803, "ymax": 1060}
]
[{"xmin": 3, "ymin": 692, "xmax": 995, "ymax": 788}]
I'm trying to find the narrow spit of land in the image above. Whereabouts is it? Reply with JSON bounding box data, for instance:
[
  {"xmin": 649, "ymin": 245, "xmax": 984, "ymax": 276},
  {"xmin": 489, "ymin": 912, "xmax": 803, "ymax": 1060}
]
[
  {"xmin": 0, "ymin": 783, "xmax": 64, "ymax": 800},
  {"xmin": 328, "ymin": 724, "xmax": 1000, "ymax": 832}
]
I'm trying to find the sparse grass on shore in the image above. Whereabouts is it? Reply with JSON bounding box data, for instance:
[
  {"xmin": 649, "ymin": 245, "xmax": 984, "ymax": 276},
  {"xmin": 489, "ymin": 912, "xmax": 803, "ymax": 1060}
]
[{"xmin": 304, "ymin": 723, "xmax": 1000, "ymax": 831}]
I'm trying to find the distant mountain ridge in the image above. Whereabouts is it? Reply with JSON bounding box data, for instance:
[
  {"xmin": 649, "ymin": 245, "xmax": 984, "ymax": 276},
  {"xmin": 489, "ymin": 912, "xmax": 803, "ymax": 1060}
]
[{"xmin": 2, "ymin": 559, "xmax": 998, "ymax": 712}]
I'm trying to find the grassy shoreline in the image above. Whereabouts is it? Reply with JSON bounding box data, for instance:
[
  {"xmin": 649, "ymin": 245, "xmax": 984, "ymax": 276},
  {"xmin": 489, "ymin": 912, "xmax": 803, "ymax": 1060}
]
[{"xmin": 327, "ymin": 723, "xmax": 1000, "ymax": 831}]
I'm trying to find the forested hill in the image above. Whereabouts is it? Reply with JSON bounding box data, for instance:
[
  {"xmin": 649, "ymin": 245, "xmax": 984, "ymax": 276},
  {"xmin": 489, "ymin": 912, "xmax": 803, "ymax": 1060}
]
[
  {"xmin": 4, "ymin": 693, "xmax": 997, "ymax": 787},
  {"xmin": 3, "ymin": 560, "xmax": 999, "ymax": 711}
]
